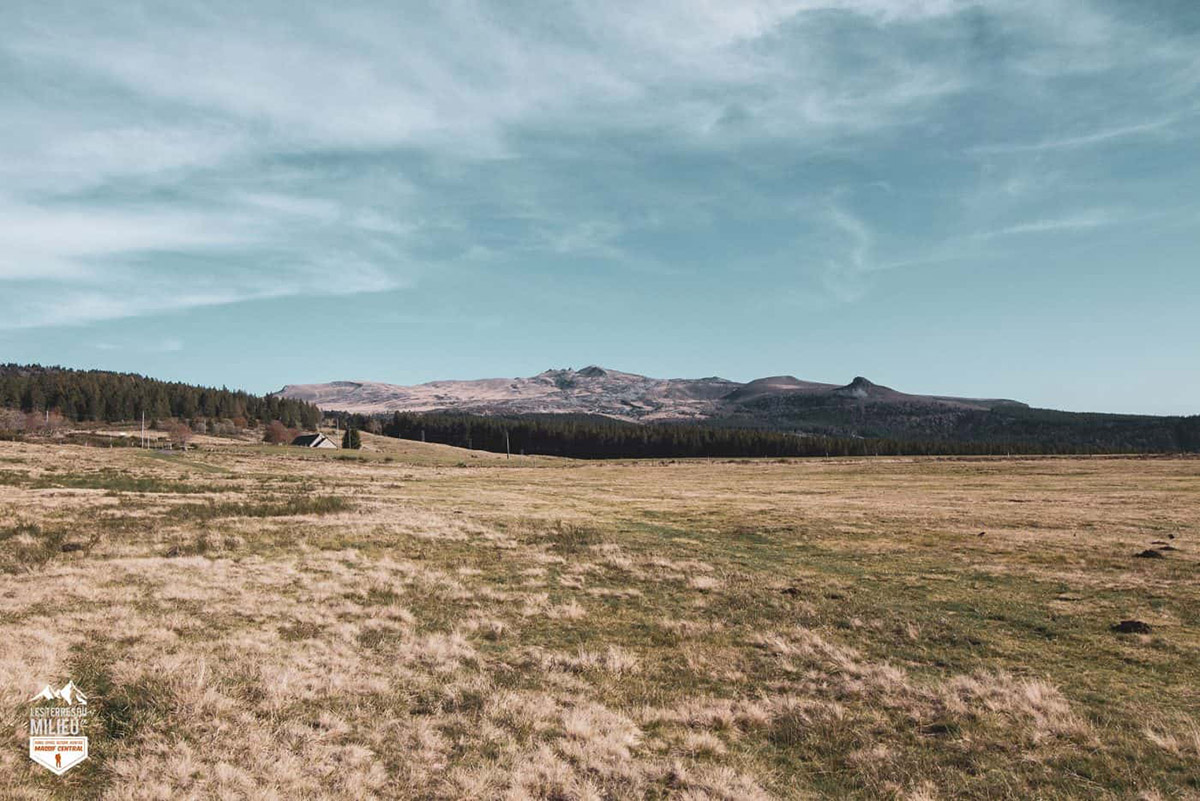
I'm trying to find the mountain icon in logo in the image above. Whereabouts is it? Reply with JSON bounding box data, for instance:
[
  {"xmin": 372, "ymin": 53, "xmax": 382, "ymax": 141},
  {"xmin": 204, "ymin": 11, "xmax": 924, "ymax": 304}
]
[{"xmin": 30, "ymin": 681, "xmax": 87, "ymax": 706}]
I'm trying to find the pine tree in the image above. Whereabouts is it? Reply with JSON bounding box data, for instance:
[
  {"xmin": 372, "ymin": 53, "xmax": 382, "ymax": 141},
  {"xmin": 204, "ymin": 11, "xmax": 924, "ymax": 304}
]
[{"xmin": 342, "ymin": 427, "xmax": 362, "ymax": 450}]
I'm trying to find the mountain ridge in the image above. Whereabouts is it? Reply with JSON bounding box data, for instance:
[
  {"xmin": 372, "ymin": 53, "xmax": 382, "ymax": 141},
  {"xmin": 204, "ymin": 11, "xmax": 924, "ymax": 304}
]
[{"xmin": 275, "ymin": 365, "xmax": 1027, "ymax": 422}]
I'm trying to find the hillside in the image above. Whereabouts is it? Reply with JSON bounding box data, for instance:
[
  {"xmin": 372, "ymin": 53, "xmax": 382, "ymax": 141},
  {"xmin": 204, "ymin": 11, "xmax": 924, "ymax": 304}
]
[
  {"xmin": 706, "ymin": 380, "xmax": 1199, "ymax": 451},
  {"xmin": 278, "ymin": 367, "xmax": 742, "ymax": 421}
]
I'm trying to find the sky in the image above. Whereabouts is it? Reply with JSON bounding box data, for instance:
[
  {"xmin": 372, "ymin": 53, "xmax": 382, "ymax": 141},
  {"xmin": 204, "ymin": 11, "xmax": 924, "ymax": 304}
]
[{"xmin": 1, "ymin": 1, "xmax": 1197, "ymax": 415}]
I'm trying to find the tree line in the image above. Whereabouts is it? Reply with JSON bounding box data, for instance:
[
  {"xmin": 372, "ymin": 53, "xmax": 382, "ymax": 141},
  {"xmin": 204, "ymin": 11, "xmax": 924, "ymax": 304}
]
[
  {"xmin": 0, "ymin": 364, "xmax": 320, "ymax": 430},
  {"xmin": 716, "ymin": 394, "xmax": 1200, "ymax": 453},
  {"xmin": 334, "ymin": 410, "xmax": 1159, "ymax": 460}
]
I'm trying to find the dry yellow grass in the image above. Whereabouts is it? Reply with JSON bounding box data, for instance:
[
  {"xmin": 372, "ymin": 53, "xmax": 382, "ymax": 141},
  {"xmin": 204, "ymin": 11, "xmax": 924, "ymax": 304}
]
[{"xmin": 1, "ymin": 439, "xmax": 1197, "ymax": 799}]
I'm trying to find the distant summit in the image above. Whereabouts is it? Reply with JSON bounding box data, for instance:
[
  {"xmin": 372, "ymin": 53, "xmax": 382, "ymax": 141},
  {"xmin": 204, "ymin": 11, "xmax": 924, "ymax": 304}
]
[{"xmin": 834, "ymin": 376, "xmax": 878, "ymax": 399}]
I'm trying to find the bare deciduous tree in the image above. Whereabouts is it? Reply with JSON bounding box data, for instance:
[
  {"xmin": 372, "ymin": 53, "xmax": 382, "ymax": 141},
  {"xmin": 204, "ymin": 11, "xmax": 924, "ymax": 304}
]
[
  {"xmin": 21, "ymin": 410, "xmax": 65, "ymax": 437},
  {"xmin": 263, "ymin": 420, "xmax": 291, "ymax": 444},
  {"xmin": 0, "ymin": 409, "xmax": 25, "ymax": 432},
  {"xmin": 168, "ymin": 421, "xmax": 194, "ymax": 449}
]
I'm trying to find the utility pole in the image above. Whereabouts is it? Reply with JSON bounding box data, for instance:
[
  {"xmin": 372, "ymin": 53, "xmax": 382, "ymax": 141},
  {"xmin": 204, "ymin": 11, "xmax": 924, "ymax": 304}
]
[
  {"xmin": 141, "ymin": 411, "xmax": 146, "ymax": 449},
  {"xmin": 505, "ymin": 430, "xmax": 510, "ymax": 460}
]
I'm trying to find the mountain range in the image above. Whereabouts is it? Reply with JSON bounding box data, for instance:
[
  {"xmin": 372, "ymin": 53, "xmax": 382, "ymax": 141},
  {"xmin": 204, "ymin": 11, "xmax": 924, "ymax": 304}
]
[
  {"xmin": 275, "ymin": 366, "xmax": 1024, "ymax": 422},
  {"xmin": 276, "ymin": 367, "xmax": 1197, "ymax": 451}
]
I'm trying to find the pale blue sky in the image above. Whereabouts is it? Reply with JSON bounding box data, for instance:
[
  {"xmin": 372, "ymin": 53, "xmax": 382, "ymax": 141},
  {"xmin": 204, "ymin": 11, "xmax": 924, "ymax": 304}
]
[{"xmin": 1, "ymin": 1, "xmax": 1197, "ymax": 414}]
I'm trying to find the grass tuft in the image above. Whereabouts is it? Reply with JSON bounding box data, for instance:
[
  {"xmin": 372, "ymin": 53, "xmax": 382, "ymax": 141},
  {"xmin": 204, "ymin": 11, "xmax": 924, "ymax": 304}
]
[{"xmin": 0, "ymin": 522, "xmax": 66, "ymax": 572}]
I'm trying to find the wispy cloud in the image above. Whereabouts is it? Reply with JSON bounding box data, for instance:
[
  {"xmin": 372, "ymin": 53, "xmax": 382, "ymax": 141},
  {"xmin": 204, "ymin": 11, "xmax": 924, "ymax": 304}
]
[
  {"xmin": 971, "ymin": 117, "xmax": 1179, "ymax": 155},
  {"xmin": 0, "ymin": 261, "xmax": 403, "ymax": 331},
  {"xmin": 2, "ymin": 1, "xmax": 976, "ymax": 158},
  {"xmin": 529, "ymin": 220, "xmax": 626, "ymax": 258},
  {"xmin": 975, "ymin": 209, "xmax": 1124, "ymax": 239},
  {"xmin": 0, "ymin": 200, "xmax": 252, "ymax": 280},
  {"xmin": 821, "ymin": 204, "xmax": 875, "ymax": 302},
  {"xmin": 0, "ymin": 186, "xmax": 408, "ymax": 328}
]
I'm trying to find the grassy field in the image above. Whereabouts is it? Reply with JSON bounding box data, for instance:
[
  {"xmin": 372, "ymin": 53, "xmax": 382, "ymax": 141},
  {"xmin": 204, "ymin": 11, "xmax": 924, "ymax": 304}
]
[{"xmin": 1, "ymin": 436, "xmax": 1197, "ymax": 799}]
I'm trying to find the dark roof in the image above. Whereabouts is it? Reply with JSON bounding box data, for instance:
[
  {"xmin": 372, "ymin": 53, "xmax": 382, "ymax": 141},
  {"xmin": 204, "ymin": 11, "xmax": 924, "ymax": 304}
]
[{"xmin": 291, "ymin": 433, "xmax": 330, "ymax": 447}]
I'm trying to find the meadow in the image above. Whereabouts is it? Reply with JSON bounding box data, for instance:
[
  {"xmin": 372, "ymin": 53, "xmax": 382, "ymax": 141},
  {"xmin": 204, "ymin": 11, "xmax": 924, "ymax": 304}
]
[{"xmin": 0, "ymin": 435, "xmax": 1197, "ymax": 799}]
